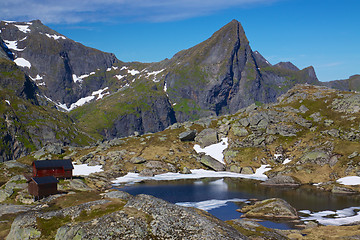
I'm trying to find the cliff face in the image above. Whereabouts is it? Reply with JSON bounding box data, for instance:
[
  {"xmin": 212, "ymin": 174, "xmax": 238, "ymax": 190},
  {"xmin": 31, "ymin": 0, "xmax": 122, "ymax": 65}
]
[
  {"xmin": 162, "ymin": 20, "xmax": 320, "ymax": 121},
  {"xmin": 0, "ymin": 20, "xmax": 118, "ymax": 107},
  {"xmin": 0, "ymin": 57, "xmax": 93, "ymax": 162}
]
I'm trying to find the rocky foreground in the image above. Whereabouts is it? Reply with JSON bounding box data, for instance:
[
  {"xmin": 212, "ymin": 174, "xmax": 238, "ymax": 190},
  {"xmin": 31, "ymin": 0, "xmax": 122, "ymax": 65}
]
[{"xmin": 1, "ymin": 84, "xmax": 360, "ymax": 239}]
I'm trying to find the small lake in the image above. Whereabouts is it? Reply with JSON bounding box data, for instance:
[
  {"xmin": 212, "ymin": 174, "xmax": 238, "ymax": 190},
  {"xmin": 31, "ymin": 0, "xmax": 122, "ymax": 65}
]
[{"xmin": 115, "ymin": 177, "xmax": 360, "ymax": 229}]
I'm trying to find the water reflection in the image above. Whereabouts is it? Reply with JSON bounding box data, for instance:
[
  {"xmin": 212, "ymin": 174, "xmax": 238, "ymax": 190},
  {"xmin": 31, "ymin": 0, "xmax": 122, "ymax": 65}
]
[{"xmin": 116, "ymin": 177, "xmax": 360, "ymax": 225}]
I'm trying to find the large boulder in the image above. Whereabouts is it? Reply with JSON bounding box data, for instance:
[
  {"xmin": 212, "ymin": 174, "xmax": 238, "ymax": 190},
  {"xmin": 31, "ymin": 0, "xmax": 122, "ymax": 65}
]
[
  {"xmin": 195, "ymin": 128, "xmax": 218, "ymax": 148},
  {"xmin": 179, "ymin": 130, "xmax": 197, "ymax": 141},
  {"xmin": 261, "ymin": 175, "xmax": 301, "ymax": 186},
  {"xmin": 200, "ymin": 155, "xmax": 225, "ymax": 171},
  {"xmin": 239, "ymin": 198, "xmax": 299, "ymax": 220}
]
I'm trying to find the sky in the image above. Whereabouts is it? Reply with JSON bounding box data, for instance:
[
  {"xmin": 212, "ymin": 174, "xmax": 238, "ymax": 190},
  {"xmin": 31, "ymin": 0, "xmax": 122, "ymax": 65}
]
[{"xmin": 1, "ymin": 0, "xmax": 359, "ymax": 82}]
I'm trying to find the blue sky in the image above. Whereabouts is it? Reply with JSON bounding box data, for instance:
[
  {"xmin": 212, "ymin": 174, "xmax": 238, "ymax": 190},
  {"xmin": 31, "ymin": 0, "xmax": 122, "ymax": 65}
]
[{"xmin": 2, "ymin": 0, "xmax": 359, "ymax": 81}]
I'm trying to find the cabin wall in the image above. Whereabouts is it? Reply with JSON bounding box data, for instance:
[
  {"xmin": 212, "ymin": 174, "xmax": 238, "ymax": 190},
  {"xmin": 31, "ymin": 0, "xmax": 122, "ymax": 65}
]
[{"xmin": 35, "ymin": 168, "xmax": 65, "ymax": 178}]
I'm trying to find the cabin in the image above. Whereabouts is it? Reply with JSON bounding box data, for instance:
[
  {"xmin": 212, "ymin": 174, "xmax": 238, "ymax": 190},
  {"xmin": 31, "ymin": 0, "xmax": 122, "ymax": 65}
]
[
  {"xmin": 28, "ymin": 176, "xmax": 58, "ymax": 200},
  {"xmin": 32, "ymin": 160, "xmax": 74, "ymax": 179}
]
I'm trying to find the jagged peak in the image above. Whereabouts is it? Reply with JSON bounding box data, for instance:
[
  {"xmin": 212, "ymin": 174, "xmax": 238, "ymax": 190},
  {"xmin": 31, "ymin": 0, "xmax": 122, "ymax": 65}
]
[{"xmin": 274, "ymin": 61, "xmax": 300, "ymax": 71}]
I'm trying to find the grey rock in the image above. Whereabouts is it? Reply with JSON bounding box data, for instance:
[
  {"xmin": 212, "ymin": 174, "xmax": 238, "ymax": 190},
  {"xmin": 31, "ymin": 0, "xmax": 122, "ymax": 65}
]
[
  {"xmin": 324, "ymin": 119, "xmax": 334, "ymax": 126},
  {"xmin": 179, "ymin": 130, "xmax": 197, "ymax": 141},
  {"xmin": 329, "ymin": 155, "xmax": 340, "ymax": 167},
  {"xmin": 231, "ymin": 126, "xmax": 249, "ymax": 137},
  {"xmin": 130, "ymin": 157, "xmax": 147, "ymax": 164},
  {"xmin": 181, "ymin": 167, "xmax": 192, "ymax": 174},
  {"xmin": 261, "ymin": 175, "xmax": 301, "ymax": 186},
  {"xmin": 299, "ymin": 105, "xmax": 309, "ymax": 113},
  {"xmin": 200, "ymin": 155, "xmax": 225, "ymax": 171},
  {"xmin": 68, "ymin": 179, "xmax": 93, "ymax": 191},
  {"xmin": 348, "ymin": 151, "xmax": 359, "ymax": 159},
  {"xmin": 299, "ymin": 151, "xmax": 330, "ymax": 166},
  {"xmin": 103, "ymin": 190, "xmax": 133, "ymax": 200},
  {"xmin": 239, "ymin": 118, "xmax": 250, "ymax": 127},
  {"xmin": 310, "ymin": 112, "xmax": 322, "ymax": 122},
  {"xmin": 195, "ymin": 128, "xmax": 218, "ymax": 148},
  {"xmin": 332, "ymin": 186, "xmax": 357, "ymax": 194},
  {"xmin": 139, "ymin": 169, "xmax": 154, "ymax": 177},
  {"xmin": 328, "ymin": 129, "xmax": 340, "ymax": 138},
  {"xmin": 240, "ymin": 167, "xmax": 254, "ymax": 174},
  {"xmin": 239, "ymin": 198, "xmax": 299, "ymax": 220}
]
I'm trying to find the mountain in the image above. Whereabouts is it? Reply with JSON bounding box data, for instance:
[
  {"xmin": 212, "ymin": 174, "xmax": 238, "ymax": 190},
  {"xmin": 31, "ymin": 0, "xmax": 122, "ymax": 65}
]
[
  {"xmin": 322, "ymin": 74, "xmax": 360, "ymax": 92},
  {"xmin": 0, "ymin": 19, "xmax": 358, "ymax": 157},
  {"xmin": 0, "ymin": 20, "xmax": 118, "ymax": 107}
]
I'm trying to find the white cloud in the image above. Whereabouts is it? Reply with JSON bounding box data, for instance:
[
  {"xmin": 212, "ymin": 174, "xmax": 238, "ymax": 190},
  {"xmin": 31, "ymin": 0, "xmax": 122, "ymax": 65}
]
[{"xmin": 1, "ymin": 0, "xmax": 280, "ymax": 24}]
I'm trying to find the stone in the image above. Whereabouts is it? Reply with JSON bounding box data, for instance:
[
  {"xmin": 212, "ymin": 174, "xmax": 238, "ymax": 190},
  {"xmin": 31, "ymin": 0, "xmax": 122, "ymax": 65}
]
[
  {"xmin": 139, "ymin": 169, "xmax": 154, "ymax": 177},
  {"xmin": 324, "ymin": 119, "xmax": 334, "ymax": 126},
  {"xmin": 239, "ymin": 117, "xmax": 250, "ymax": 127},
  {"xmin": 129, "ymin": 157, "xmax": 147, "ymax": 164},
  {"xmin": 240, "ymin": 167, "xmax": 254, "ymax": 174},
  {"xmin": 299, "ymin": 151, "xmax": 330, "ymax": 166},
  {"xmin": 103, "ymin": 190, "xmax": 133, "ymax": 200},
  {"xmin": 195, "ymin": 128, "xmax": 218, "ymax": 148},
  {"xmin": 261, "ymin": 175, "xmax": 301, "ymax": 186},
  {"xmin": 229, "ymin": 165, "xmax": 241, "ymax": 173},
  {"xmin": 299, "ymin": 105, "xmax": 309, "ymax": 113},
  {"xmin": 331, "ymin": 186, "xmax": 357, "ymax": 194},
  {"xmin": 231, "ymin": 126, "xmax": 249, "ymax": 137},
  {"xmin": 239, "ymin": 198, "xmax": 299, "ymax": 220},
  {"xmin": 310, "ymin": 112, "xmax": 322, "ymax": 122},
  {"xmin": 68, "ymin": 179, "xmax": 93, "ymax": 191},
  {"xmin": 200, "ymin": 155, "xmax": 225, "ymax": 171},
  {"xmin": 329, "ymin": 155, "xmax": 340, "ymax": 167},
  {"xmin": 179, "ymin": 130, "xmax": 197, "ymax": 141},
  {"xmin": 348, "ymin": 151, "xmax": 359, "ymax": 159},
  {"xmin": 181, "ymin": 167, "xmax": 191, "ymax": 174},
  {"xmin": 328, "ymin": 129, "xmax": 340, "ymax": 138}
]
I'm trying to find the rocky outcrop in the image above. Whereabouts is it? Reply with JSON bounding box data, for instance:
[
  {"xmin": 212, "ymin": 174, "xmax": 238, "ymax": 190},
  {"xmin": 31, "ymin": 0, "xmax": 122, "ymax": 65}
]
[
  {"xmin": 239, "ymin": 198, "xmax": 299, "ymax": 220},
  {"xmin": 6, "ymin": 192, "xmax": 248, "ymax": 240},
  {"xmin": 261, "ymin": 175, "xmax": 301, "ymax": 186},
  {"xmin": 200, "ymin": 155, "xmax": 225, "ymax": 171}
]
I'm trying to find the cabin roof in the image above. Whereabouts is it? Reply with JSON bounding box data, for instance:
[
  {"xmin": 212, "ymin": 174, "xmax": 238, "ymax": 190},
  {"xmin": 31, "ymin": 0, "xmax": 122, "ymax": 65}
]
[
  {"xmin": 30, "ymin": 176, "xmax": 59, "ymax": 185},
  {"xmin": 33, "ymin": 160, "xmax": 74, "ymax": 170}
]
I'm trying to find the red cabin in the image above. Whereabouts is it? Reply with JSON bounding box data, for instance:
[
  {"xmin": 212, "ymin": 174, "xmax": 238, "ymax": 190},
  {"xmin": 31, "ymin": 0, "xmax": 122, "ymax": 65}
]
[
  {"xmin": 32, "ymin": 160, "xmax": 74, "ymax": 178},
  {"xmin": 28, "ymin": 176, "xmax": 58, "ymax": 200}
]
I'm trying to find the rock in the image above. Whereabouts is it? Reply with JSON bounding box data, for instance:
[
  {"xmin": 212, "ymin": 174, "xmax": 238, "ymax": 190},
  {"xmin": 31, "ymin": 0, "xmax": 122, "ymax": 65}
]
[
  {"xmin": 331, "ymin": 186, "xmax": 357, "ymax": 194},
  {"xmin": 348, "ymin": 151, "xmax": 359, "ymax": 159},
  {"xmin": 179, "ymin": 130, "xmax": 197, "ymax": 141},
  {"xmin": 129, "ymin": 157, "xmax": 147, "ymax": 164},
  {"xmin": 200, "ymin": 155, "xmax": 225, "ymax": 171},
  {"xmin": 239, "ymin": 198, "xmax": 299, "ymax": 220},
  {"xmin": 324, "ymin": 119, "xmax": 334, "ymax": 126},
  {"xmin": 45, "ymin": 143, "xmax": 64, "ymax": 155},
  {"xmin": 0, "ymin": 204, "xmax": 32, "ymax": 218},
  {"xmin": 68, "ymin": 179, "xmax": 93, "ymax": 191},
  {"xmin": 229, "ymin": 165, "xmax": 241, "ymax": 173},
  {"xmin": 328, "ymin": 129, "xmax": 340, "ymax": 138},
  {"xmin": 239, "ymin": 118, "xmax": 250, "ymax": 127},
  {"xmin": 299, "ymin": 105, "xmax": 309, "ymax": 113},
  {"xmin": 228, "ymin": 219, "xmax": 288, "ymax": 240},
  {"xmin": 240, "ymin": 167, "xmax": 254, "ymax": 174},
  {"xmin": 310, "ymin": 112, "xmax": 322, "ymax": 122},
  {"xmin": 139, "ymin": 169, "xmax": 154, "ymax": 177},
  {"xmin": 261, "ymin": 175, "xmax": 301, "ymax": 186},
  {"xmin": 181, "ymin": 167, "xmax": 191, "ymax": 174},
  {"xmin": 195, "ymin": 128, "xmax": 218, "ymax": 147},
  {"xmin": 103, "ymin": 190, "xmax": 133, "ymax": 200},
  {"xmin": 329, "ymin": 155, "xmax": 340, "ymax": 167},
  {"xmin": 299, "ymin": 151, "xmax": 330, "ymax": 166},
  {"xmin": 231, "ymin": 126, "xmax": 249, "ymax": 137}
]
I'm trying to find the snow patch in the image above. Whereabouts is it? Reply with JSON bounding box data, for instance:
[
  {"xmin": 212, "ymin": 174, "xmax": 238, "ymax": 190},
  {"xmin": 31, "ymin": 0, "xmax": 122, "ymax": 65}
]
[
  {"xmin": 29, "ymin": 74, "xmax": 43, "ymax": 81},
  {"xmin": 120, "ymin": 66, "xmax": 128, "ymax": 70},
  {"xmin": 112, "ymin": 166, "xmax": 270, "ymax": 185},
  {"xmin": 128, "ymin": 69, "xmax": 140, "ymax": 75},
  {"xmin": 3, "ymin": 40, "xmax": 25, "ymax": 51},
  {"xmin": 72, "ymin": 72, "xmax": 95, "ymax": 83},
  {"xmin": 5, "ymin": 100, "xmax": 10, "ymax": 105},
  {"xmin": 115, "ymin": 75, "xmax": 125, "ymax": 80},
  {"xmin": 193, "ymin": 138, "xmax": 228, "ymax": 164},
  {"xmin": 14, "ymin": 24, "xmax": 31, "ymax": 33},
  {"xmin": 163, "ymin": 82, "xmax": 167, "ymax": 92},
  {"xmin": 92, "ymin": 87, "xmax": 109, "ymax": 100},
  {"xmin": 45, "ymin": 33, "xmax": 66, "ymax": 40},
  {"xmin": 300, "ymin": 207, "xmax": 360, "ymax": 226},
  {"xmin": 73, "ymin": 164, "xmax": 103, "ymax": 176},
  {"xmin": 283, "ymin": 158, "xmax": 291, "ymax": 164},
  {"xmin": 336, "ymin": 176, "xmax": 360, "ymax": 186},
  {"xmin": 14, "ymin": 58, "xmax": 31, "ymax": 68},
  {"xmin": 176, "ymin": 198, "xmax": 246, "ymax": 211}
]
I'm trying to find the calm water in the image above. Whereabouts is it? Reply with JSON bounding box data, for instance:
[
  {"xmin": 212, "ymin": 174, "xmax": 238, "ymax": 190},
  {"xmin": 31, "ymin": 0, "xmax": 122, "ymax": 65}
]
[{"xmin": 116, "ymin": 177, "xmax": 360, "ymax": 229}]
